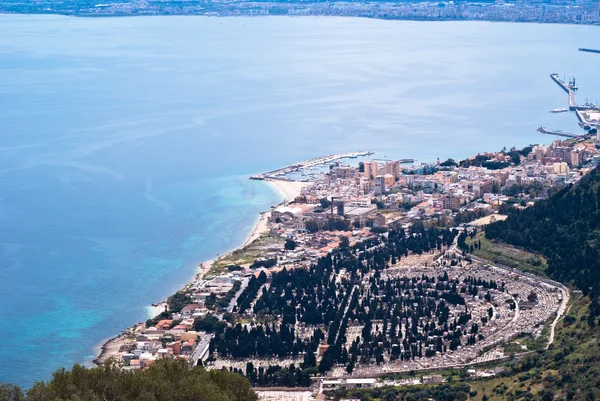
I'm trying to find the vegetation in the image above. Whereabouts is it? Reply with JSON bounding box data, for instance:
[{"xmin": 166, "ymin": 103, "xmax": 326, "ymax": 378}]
[
  {"xmin": 458, "ymin": 145, "xmax": 533, "ymax": 170},
  {"xmin": 453, "ymin": 208, "xmax": 491, "ymax": 225},
  {"xmin": 0, "ymin": 359, "xmax": 256, "ymax": 401},
  {"xmin": 486, "ymin": 166, "xmax": 600, "ymax": 295},
  {"xmin": 329, "ymin": 383, "xmax": 471, "ymax": 401},
  {"xmin": 463, "ymin": 296, "xmax": 600, "ymax": 401},
  {"xmin": 210, "ymin": 234, "xmax": 285, "ymax": 275},
  {"xmin": 211, "ymin": 225, "xmax": 458, "ymax": 384},
  {"xmin": 284, "ymin": 238, "xmax": 297, "ymax": 250},
  {"xmin": 243, "ymin": 363, "xmax": 312, "ymax": 387},
  {"xmin": 206, "ymin": 280, "xmax": 242, "ymax": 310},
  {"xmin": 448, "ymin": 167, "xmax": 600, "ymax": 400},
  {"xmin": 235, "ymin": 271, "xmax": 267, "ymax": 313},
  {"xmin": 194, "ymin": 314, "xmax": 227, "ymax": 333},
  {"xmin": 464, "ymin": 232, "xmax": 548, "ymax": 278}
]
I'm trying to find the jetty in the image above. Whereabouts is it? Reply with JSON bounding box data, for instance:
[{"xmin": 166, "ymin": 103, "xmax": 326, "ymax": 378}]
[
  {"xmin": 550, "ymin": 73, "xmax": 578, "ymax": 110},
  {"xmin": 579, "ymin": 48, "xmax": 600, "ymax": 55},
  {"xmin": 250, "ymin": 151, "xmax": 374, "ymax": 180}
]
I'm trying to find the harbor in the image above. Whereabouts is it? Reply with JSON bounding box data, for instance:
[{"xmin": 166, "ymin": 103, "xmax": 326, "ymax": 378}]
[
  {"xmin": 541, "ymin": 73, "xmax": 600, "ymax": 139},
  {"xmin": 250, "ymin": 151, "xmax": 374, "ymax": 180}
]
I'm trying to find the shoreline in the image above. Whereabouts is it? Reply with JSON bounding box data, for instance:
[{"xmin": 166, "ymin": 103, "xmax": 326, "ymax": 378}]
[
  {"xmin": 3, "ymin": 12, "xmax": 598, "ymax": 28},
  {"xmin": 92, "ymin": 178, "xmax": 307, "ymax": 366}
]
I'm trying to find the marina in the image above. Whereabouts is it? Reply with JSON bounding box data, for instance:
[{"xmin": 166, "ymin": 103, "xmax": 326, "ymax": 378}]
[{"xmin": 250, "ymin": 151, "xmax": 374, "ymax": 180}]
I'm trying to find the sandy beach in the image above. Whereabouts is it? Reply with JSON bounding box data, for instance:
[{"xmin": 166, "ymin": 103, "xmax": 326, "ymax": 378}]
[
  {"xmin": 241, "ymin": 211, "xmax": 271, "ymax": 248},
  {"xmin": 265, "ymin": 178, "xmax": 308, "ymax": 203},
  {"xmin": 241, "ymin": 179, "xmax": 307, "ymax": 248}
]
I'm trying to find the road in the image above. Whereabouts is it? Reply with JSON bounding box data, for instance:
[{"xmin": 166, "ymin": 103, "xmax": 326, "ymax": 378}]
[
  {"xmin": 189, "ymin": 277, "xmax": 249, "ymax": 366},
  {"xmin": 446, "ymin": 229, "xmax": 569, "ymax": 349},
  {"xmin": 467, "ymin": 254, "xmax": 569, "ymax": 350},
  {"xmin": 547, "ymin": 287, "xmax": 569, "ymax": 349}
]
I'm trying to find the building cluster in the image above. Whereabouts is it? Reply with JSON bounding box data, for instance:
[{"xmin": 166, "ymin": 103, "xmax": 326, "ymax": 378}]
[
  {"xmin": 16, "ymin": 0, "xmax": 600, "ymax": 25},
  {"xmin": 112, "ymin": 274, "xmax": 243, "ymax": 370},
  {"xmin": 101, "ymin": 140, "xmax": 578, "ymax": 391},
  {"xmin": 277, "ymin": 139, "xmax": 598, "ymax": 232}
]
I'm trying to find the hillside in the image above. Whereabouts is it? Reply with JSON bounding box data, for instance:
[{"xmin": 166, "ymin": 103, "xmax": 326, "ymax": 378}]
[
  {"xmin": 485, "ymin": 166, "xmax": 600, "ymax": 296},
  {"xmin": 0, "ymin": 359, "xmax": 257, "ymax": 401}
]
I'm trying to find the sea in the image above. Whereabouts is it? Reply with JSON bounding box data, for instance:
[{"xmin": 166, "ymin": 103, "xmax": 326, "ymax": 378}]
[{"xmin": 0, "ymin": 14, "xmax": 599, "ymax": 387}]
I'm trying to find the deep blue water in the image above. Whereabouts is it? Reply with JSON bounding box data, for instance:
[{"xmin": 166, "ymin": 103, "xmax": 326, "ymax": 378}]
[{"xmin": 0, "ymin": 15, "xmax": 599, "ymax": 387}]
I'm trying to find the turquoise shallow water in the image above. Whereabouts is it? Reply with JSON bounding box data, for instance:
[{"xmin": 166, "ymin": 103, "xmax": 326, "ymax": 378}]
[{"xmin": 0, "ymin": 15, "xmax": 599, "ymax": 387}]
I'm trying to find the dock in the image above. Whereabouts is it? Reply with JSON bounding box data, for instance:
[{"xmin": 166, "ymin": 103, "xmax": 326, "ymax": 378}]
[{"xmin": 250, "ymin": 151, "xmax": 374, "ymax": 180}]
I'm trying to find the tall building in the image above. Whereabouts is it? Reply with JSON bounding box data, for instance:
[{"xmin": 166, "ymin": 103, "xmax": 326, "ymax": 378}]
[
  {"xmin": 553, "ymin": 162, "xmax": 569, "ymax": 175},
  {"xmin": 568, "ymin": 149, "xmax": 580, "ymax": 167},
  {"xmin": 363, "ymin": 161, "xmax": 380, "ymax": 178},
  {"xmin": 384, "ymin": 174, "xmax": 395, "ymax": 187},
  {"xmin": 336, "ymin": 201, "xmax": 345, "ymax": 216},
  {"xmin": 374, "ymin": 175, "xmax": 386, "ymax": 196},
  {"xmin": 442, "ymin": 195, "xmax": 461, "ymax": 211},
  {"xmin": 533, "ymin": 145, "xmax": 548, "ymax": 162},
  {"xmin": 359, "ymin": 177, "xmax": 371, "ymax": 194},
  {"xmin": 384, "ymin": 161, "xmax": 402, "ymax": 179},
  {"xmin": 552, "ymin": 146, "xmax": 570, "ymax": 163}
]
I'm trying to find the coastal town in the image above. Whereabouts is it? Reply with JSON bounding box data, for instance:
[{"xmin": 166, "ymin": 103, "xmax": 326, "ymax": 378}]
[
  {"xmin": 94, "ymin": 124, "xmax": 599, "ymax": 399},
  {"xmin": 4, "ymin": 0, "xmax": 599, "ymax": 25}
]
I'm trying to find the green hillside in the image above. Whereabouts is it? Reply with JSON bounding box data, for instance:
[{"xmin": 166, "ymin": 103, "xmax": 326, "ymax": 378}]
[
  {"xmin": 486, "ymin": 166, "xmax": 600, "ymax": 297},
  {"xmin": 0, "ymin": 359, "xmax": 257, "ymax": 401}
]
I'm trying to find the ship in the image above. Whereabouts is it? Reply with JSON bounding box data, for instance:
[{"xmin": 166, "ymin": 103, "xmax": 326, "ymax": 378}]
[{"xmin": 550, "ymin": 108, "xmax": 569, "ymax": 113}]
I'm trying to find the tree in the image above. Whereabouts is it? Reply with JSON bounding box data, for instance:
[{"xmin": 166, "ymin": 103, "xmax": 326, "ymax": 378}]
[
  {"xmin": 302, "ymin": 351, "xmax": 316, "ymax": 369},
  {"xmin": 167, "ymin": 291, "xmax": 191, "ymax": 313},
  {"xmin": 305, "ymin": 220, "xmax": 319, "ymax": 233},
  {"xmin": 284, "ymin": 238, "xmax": 297, "ymax": 251},
  {"xmin": 0, "ymin": 383, "xmax": 24, "ymax": 401},
  {"xmin": 440, "ymin": 158, "xmax": 458, "ymax": 167},
  {"xmin": 194, "ymin": 315, "xmax": 220, "ymax": 332},
  {"xmin": 319, "ymin": 198, "xmax": 331, "ymax": 209},
  {"xmin": 12, "ymin": 359, "xmax": 257, "ymax": 401}
]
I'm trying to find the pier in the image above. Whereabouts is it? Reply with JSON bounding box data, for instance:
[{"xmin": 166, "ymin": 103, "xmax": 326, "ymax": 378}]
[
  {"xmin": 537, "ymin": 127, "xmax": 579, "ymax": 139},
  {"xmin": 550, "ymin": 73, "xmax": 578, "ymax": 110},
  {"xmin": 250, "ymin": 151, "xmax": 374, "ymax": 180}
]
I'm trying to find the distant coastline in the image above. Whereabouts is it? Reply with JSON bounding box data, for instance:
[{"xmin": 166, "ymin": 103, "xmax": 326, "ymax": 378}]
[{"xmin": 1, "ymin": 2, "xmax": 599, "ymax": 27}]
